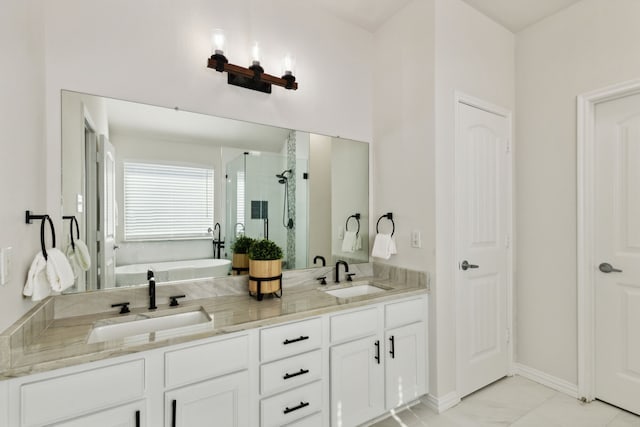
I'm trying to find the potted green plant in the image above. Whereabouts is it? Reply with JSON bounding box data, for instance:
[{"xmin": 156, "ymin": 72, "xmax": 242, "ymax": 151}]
[
  {"xmin": 230, "ymin": 235, "xmax": 254, "ymax": 275},
  {"xmin": 248, "ymin": 239, "xmax": 283, "ymax": 298}
]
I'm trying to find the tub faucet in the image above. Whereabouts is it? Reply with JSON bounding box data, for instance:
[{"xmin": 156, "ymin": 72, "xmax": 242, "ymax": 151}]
[
  {"xmin": 335, "ymin": 260, "xmax": 349, "ymax": 283},
  {"xmin": 147, "ymin": 269, "xmax": 157, "ymax": 310},
  {"xmin": 212, "ymin": 222, "xmax": 225, "ymax": 259}
]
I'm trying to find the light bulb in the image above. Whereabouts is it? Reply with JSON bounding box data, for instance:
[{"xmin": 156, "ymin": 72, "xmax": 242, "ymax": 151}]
[
  {"xmin": 251, "ymin": 42, "xmax": 261, "ymax": 65},
  {"xmin": 282, "ymin": 54, "xmax": 296, "ymax": 76},
  {"xmin": 211, "ymin": 29, "xmax": 226, "ymax": 55}
]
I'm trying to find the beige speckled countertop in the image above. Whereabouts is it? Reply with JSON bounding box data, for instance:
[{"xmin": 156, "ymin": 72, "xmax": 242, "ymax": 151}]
[{"xmin": 0, "ymin": 267, "xmax": 427, "ymax": 380}]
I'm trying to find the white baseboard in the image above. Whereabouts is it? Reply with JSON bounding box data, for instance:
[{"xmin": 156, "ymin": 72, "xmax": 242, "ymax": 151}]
[
  {"xmin": 514, "ymin": 363, "xmax": 578, "ymax": 398},
  {"xmin": 424, "ymin": 391, "xmax": 461, "ymax": 413}
]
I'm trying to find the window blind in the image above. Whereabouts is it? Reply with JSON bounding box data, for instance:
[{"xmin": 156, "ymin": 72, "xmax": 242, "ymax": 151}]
[{"xmin": 124, "ymin": 162, "xmax": 214, "ymax": 239}]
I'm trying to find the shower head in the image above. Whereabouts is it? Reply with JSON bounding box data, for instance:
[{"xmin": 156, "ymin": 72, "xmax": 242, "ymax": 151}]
[
  {"xmin": 275, "ymin": 169, "xmax": 292, "ymax": 179},
  {"xmin": 275, "ymin": 169, "xmax": 292, "ymax": 183}
]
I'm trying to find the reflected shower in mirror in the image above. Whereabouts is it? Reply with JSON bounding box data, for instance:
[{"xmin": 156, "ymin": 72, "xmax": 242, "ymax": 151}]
[{"xmin": 61, "ymin": 90, "xmax": 369, "ymax": 293}]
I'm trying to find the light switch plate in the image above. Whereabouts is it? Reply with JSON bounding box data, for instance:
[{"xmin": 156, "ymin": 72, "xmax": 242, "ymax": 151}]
[
  {"xmin": 0, "ymin": 247, "xmax": 13, "ymax": 286},
  {"xmin": 411, "ymin": 231, "xmax": 421, "ymax": 248}
]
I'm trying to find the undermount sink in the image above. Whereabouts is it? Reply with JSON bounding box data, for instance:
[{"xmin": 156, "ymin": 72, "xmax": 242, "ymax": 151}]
[
  {"xmin": 324, "ymin": 283, "xmax": 389, "ymax": 299},
  {"xmin": 87, "ymin": 308, "xmax": 212, "ymax": 343}
]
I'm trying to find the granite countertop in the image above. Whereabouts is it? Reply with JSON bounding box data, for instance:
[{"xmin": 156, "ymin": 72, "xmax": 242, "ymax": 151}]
[{"xmin": 0, "ymin": 268, "xmax": 427, "ymax": 380}]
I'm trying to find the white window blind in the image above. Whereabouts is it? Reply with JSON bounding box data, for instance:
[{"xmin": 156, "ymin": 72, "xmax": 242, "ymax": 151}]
[
  {"xmin": 236, "ymin": 171, "xmax": 245, "ymax": 227},
  {"xmin": 124, "ymin": 162, "xmax": 214, "ymax": 240}
]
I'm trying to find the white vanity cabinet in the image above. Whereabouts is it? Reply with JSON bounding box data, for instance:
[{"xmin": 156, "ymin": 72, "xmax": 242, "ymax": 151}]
[
  {"xmin": 258, "ymin": 318, "xmax": 324, "ymax": 427},
  {"xmin": 6, "ymin": 358, "xmax": 146, "ymax": 427},
  {"xmin": 165, "ymin": 371, "xmax": 249, "ymax": 427},
  {"xmin": 329, "ymin": 296, "xmax": 428, "ymax": 426},
  {"xmin": 163, "ymin": 333, "xmax": 251, "ymax": 427},
  {"xmin": 52, "ymin": 401, "xmax": 145, "ymax": 427}
]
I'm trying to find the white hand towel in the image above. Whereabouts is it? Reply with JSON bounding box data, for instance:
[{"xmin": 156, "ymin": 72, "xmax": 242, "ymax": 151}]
[
  {"xmin": 355, "ymin": 234, "xmax": 362, "ymax": 251},
  {"xmin": 65, "ymin": 245, "xmax": 81, "ymax": 279},
  {"xmin": 46, "ymin": 248, "xmax": 75, "ymax": 292},
  {"xmin": 371, "ymin": 233, "xmax": 394, "ymax": 260},
  {"xmin": 341, "ymin": 231, "xmax": 357, "ymax": 253},
  {"xmin": 74, "ymin": 239, "xmax": 91, "ymax": 271},
  {"xmin": 23, "ymin": 253, "xmax": 51, "ymax": 301}
]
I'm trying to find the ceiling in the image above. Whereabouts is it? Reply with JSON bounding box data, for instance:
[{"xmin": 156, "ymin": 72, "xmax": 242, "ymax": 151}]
[
  {"xmin": 312, "ymin": 0, "xmax": 583, "ymax": 33},
  {"xmin": 460, "ymin": 0, "xmax": 583, "ymax": 32}
]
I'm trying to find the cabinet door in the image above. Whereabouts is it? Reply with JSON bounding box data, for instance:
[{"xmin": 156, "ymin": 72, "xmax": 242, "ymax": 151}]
[
  {"xmin": 53, "ymin": 401, "xmax": 145, "ymax": 427},
  {"xmin": 385, "ymin": 322, "xmax": 426, "ymax": 409},
  {"xmin": 330, "ymin": 335, "xmax": 384, "ymax": 427},
  {"xmin": 165, "ymin": 370, "xmax": 248, "ymax": 427}
]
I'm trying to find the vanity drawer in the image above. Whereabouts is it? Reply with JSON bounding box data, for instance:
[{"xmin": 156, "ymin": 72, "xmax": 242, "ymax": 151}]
[
  {"xmin": 165, "ymin": 334, "xmax": 248, "ymax": 388},
  {"xmin": 284, "ymin": 412, "xmax": 322, "ymax": 427},
  {"xmin": 261, "ymin": 350, "xmax": 322, "ymax": 395},
  {"xmin": 260, "ymin": 318, "xmax": 322, "ymax": 362},
  {"xmin": 330, "ymin": 307, "xmax": 379, "ymax": 343},
  {"xmin": 385, "ymin": 297, "xmax": 425, "ymax": 329},
  {"xmin": 20, "ymin": 359, "xmax": 145, "ymax": 427},
  {"xmin": 260, "ymin": 381, "xmax": 322, "ymax": 427}
]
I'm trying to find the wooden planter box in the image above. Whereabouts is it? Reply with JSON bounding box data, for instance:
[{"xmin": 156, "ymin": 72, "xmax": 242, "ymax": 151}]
[
  {"xmin": 232, "ymin": 253, "xmax": 249, "ymax": 275},
  {"xmin": 249, "ymin": 259, "xmax": 282, "ymax": 298}
]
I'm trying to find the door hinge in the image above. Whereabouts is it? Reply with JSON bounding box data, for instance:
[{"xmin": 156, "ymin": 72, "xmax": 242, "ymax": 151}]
[{"xmin": 506, "ymin": 328, "xmax": 511, "ymax": 344}]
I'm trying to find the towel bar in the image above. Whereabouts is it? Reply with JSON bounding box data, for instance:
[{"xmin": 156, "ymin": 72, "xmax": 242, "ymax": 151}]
[
  {"xmin": 345, "ymin": 213, "xmax": 361, "ymax": 236},
  {"xmin": 25, "ymin": 210, "xmax": 56, "ymax": 260}
]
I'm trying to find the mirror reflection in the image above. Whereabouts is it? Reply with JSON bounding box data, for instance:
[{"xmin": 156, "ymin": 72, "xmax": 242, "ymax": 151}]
[{"xmin": 61, "ymin": 90, "xmax": 369, "ymax": 292}]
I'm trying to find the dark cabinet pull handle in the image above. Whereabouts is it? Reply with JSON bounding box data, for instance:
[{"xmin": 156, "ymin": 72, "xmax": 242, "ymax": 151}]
[
  {"xmin": 283, "ymin": 368, "xmax": 310, "ymax": 380},
  {"xmin": 389, "ymin": 336, "xmax": 395, "ymax": 359},
  {"xmin": 283, "ymin": 401, "xmax": 310, "ymax": 414},
  {"xmin": 374, "ymin": 340, "xmax": 380, "ymax": 364},
  {"xmin": 283, "ymin": 335, "xmax": 309, "ymax": 345},
  {"xmin": 172, "ymin": 399, "xmax": 177, "ymax": 427},
  {"xmin": 135, "ymin": 410, "xmax": 140, "ymax": 427},
  {"xmin": 599, "ymin": 262, "xmax": 623, "ymax": 273}
]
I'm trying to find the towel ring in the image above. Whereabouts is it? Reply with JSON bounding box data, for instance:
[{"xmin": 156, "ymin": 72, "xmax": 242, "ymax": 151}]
[
  {"xmin": 39, "ymin": 215, "xmax": 56, "ymax": 261},
  {"xmin": 345, "ymin": 213, "xmax": 361, "ymax": 237},
  {"xmin": 25, "ymin": 210, "xmax": 57, "ymax": 260},
  {"xmin": 376, "ymin": 212, "xmax": 395, "ymax": 237},
  {"xmin": 63, "ymin": 216, "xmax": 80, "ymax": 250}
]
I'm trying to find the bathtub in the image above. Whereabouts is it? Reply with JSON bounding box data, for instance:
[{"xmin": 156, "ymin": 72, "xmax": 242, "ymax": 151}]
[{"xmin": 115, "ymin": 258, "xmax": 232, "ymax": 287}]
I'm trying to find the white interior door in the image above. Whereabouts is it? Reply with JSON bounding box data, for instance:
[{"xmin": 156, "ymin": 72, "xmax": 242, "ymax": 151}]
[
  {"xmin": 455, "ymin": 100, "xmax": 510, "ymax": 398},
  {"xmin": 98, "ymin": 135, "xmax": 117, "ymax": 289},
  {"xmin": 594, "ymin": 93, "xmax": 640, "ymax": 415}
]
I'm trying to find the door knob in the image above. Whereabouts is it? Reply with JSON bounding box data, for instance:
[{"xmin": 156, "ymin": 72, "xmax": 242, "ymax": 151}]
[
  {"xmin": 460, "ymin": 260, "xmax": 479, "ymax": 271},
  {"xmin": 113, "ymin": 244, "xmax": 120, "ymax": 250},
  {"xmin": 599, "ymin": 262, "xmax": 622, "ymax": 273}
]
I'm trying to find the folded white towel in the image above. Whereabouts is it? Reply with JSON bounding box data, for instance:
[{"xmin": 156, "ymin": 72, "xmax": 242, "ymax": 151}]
[
  {"xmin": 23, "ymin": 253, "xmax": 51, "ymax": 301},
  {"xmin": 46, "ymin": 248, "xmax": 75, "ymax": 292},
  {"xmin": 66, "ymin": 245, "xmax": 81, "ymax": 279},
  {"xmin": 74, "ymin": 240, "xmax": 91, "ymax": 271},
  {"xmin": 371, "ymin": 233, "xmax": 396, "ymax": 260},
  {"xmin": 342, "ymin": 231, "xmax": 357, "ymax": 252}
]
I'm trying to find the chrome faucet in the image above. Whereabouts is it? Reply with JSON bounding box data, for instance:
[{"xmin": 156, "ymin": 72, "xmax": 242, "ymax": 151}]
[
  {"xmin": 147, "ymin": 269, "xmax": 157, "ymax": 310},
  {"xmin": 335, "ymin": 260, "xmax": 349, "ymax": 283}
]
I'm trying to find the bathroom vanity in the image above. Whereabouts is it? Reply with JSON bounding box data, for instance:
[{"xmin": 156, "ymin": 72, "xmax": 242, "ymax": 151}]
[{"xmin": 0, "ymin": 265, "xmax": 428, "ymax": 427}]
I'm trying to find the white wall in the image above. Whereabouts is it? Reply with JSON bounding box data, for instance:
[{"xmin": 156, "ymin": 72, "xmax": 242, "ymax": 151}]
[
  {"xmin": 0, "ymin": 0, "xmax": 374, "ymax": 330},
  {"xmin": 433, "ymin": 0, "xmax": 515, "ymax": 398},
  {"xmin": 516, "ymin": 0, "xmax": 640, "ymax": 385},
  {"xmin": 0, "ymin": 0, "xmax": 45, "ymax": 332},
  {"xmin": 308, "ymin": 134, "xmax": 332, "ymax": 264}
]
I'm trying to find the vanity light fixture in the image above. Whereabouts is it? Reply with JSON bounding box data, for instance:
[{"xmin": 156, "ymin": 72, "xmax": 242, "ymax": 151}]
[{"xmin": 207, "ymin": 30, "xmax": 298, "ymax": 94}]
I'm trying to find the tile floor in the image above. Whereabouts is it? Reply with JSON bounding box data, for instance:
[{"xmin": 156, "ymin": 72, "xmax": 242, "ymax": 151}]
[{"xmin": 370, "ymin": 376, "xmax": 640, "ymax": 427}]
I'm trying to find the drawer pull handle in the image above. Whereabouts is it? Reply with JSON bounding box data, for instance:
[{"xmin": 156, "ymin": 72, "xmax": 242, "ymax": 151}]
[
  {"xmin": 284, "ymin": 401, "xmax": 310, "ymax": 414},
  {"xmin": 283, "ymin": 368, "xmax": 310, "ymax": 380},
  {"xmin": 374, "ymin": 340, "xmax": 380, "ymax": 364},
  {"xmin": 283, "ymin": 335, "xmax": 309, "ymax": 345},
  {"xmin": 135, "ymin": 410, "xmax": 141, "ymax": 427},
  {"xmin": 172, "ymin": 399, "xmax": 177, "ymax": 427},
  {"xmin": 389, "ymin": 335, "xmax": 395, "ymax": 359}
]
